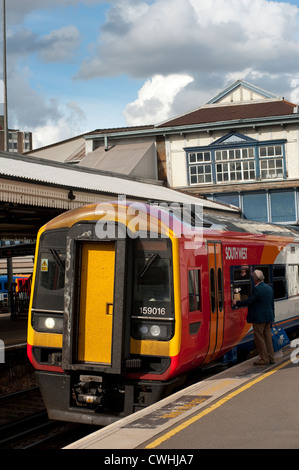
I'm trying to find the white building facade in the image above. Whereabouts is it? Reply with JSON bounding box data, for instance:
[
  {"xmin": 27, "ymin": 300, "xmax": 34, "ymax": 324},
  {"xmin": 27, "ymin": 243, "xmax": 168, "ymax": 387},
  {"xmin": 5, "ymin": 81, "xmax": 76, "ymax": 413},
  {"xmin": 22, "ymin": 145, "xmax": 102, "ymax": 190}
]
[{"xmin": 157, "ymin": 80, "xmax": 299, "ymax": 224}]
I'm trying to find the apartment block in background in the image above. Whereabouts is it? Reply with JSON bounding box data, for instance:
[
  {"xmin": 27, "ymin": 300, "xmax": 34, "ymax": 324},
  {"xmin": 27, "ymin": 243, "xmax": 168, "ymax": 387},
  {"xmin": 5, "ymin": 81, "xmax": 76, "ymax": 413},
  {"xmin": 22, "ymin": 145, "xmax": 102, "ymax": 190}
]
[{"xmin": 0, "ymin": 115, "xmax": 32, "ymax": 153}]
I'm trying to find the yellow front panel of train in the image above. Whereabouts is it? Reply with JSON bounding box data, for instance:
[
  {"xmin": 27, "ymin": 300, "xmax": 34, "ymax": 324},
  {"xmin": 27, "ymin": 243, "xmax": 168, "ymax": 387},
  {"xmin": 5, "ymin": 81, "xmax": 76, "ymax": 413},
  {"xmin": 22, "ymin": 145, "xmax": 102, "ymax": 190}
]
[{"xmin": 78, "ymin": 242, "xmax": 115, "ymax": 364}]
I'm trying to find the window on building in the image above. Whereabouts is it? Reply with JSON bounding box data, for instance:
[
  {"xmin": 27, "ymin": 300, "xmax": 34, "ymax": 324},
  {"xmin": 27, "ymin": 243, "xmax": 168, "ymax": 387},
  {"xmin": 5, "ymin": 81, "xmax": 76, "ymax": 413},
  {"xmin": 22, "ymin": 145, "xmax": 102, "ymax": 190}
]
[
  {"xmin": 186, "ymin": 134, "xmax": 286, "ymax": 186},
  {"xmin": 214, "ymin": 193, "xmax": 240, "ymax": 208},
  {"xmin": 215, "ymin": 148, "xmax": 255, "ymax": 183},
  {"xmin": 243, "ymin": 193, "xmax": 268, "ymax": 222},
  {"xmin": 259, "ymin": 145, "xmax": 284, "ymax": 179},
  {"xmin": 189, "ymin": 151, "xmax": 212, "ymax": 184},
  {"xmin": 270, "ymin": 191, "xmax": 296, "ymax": 223}
]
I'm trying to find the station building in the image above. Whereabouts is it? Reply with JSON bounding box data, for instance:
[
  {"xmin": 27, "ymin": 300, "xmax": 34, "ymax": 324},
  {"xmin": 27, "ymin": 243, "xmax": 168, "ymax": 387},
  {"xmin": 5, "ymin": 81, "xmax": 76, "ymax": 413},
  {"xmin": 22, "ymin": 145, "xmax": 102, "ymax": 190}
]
[{"xmin": 27, "ymin": 80, "xmax": 299, "ymax": 224}]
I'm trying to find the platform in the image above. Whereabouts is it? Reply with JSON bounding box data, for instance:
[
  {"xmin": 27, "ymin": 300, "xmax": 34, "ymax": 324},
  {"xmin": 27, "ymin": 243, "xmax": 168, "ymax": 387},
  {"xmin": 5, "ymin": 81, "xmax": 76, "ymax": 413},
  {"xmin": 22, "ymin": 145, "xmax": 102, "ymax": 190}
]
[
  {"xmin": 65, "ymin": 344, "xmax": 299, "ymax": 450},
  {"xmin": 0, "ymin": 313, "xmax": 27, "ymax": 348}
]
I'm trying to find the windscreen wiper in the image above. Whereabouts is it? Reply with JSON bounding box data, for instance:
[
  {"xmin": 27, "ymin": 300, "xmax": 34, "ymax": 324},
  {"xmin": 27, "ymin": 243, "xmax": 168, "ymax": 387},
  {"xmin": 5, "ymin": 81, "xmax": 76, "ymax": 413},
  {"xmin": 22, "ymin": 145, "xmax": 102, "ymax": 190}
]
[
  {"xmin": 50, "ymin": 249, "xmax": 65, "ymax": 271},
  {"xmin": 138, "ymin": 253, "xmax": 160, "ymax": 279}
]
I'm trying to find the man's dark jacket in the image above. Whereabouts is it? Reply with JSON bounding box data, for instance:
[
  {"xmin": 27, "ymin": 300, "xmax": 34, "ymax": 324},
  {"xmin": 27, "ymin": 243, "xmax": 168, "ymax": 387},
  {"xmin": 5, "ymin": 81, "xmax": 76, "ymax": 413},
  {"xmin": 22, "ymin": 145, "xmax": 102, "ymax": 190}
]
[{"xmin": 236, "ymin": 281, "xmax": 275, "ymax": 323}]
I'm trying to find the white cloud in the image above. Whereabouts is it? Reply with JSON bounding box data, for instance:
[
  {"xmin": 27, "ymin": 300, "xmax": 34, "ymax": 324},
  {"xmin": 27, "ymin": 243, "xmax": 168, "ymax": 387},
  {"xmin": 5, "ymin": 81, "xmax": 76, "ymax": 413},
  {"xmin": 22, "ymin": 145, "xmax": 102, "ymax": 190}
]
[
  {"xmin": 123, "ymin": 74, "xmax": 194, "ymax": 125},
  {"xmin": 7, "ymin": 26, "xmax": 80, "ymax": 63},
  {"xmin": 117, "ymin": 0, "xmax": 299, "ymax": 125},
  {"xmin": 3, "ymin": 3, "xmax": 87, "ymax": 147},
  {"xmin": 77, "ymin": 0, "xmax": 299, "ymax": 80},
  {"xmin": 7, "ymin": 0, "xmax": 105, "ymax": 24},
  {"xmin": 3, "ymin": 0, "xmax": 299, "ymax": 148},
  {"xmin": 38, "ymin": 25, "xmax": 81, "ymax": 62},
  {"xmin": 32, "ymin": 101, "xmax": 87, "ymax": 148}
]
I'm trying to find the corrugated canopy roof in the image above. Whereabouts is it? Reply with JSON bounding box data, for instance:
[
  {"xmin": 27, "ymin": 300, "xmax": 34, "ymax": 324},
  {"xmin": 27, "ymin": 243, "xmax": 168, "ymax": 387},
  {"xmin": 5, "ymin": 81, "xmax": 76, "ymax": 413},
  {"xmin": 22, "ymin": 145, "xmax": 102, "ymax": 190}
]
[{"xmin": 0, "ymin": 152, "xmax": 238, "ymax": 213}]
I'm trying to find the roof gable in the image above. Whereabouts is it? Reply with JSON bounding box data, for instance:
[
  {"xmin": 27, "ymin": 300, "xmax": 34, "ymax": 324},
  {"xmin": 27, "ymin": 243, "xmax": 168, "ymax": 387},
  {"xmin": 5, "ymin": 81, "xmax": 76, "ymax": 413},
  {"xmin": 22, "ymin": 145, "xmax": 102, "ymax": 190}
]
[
  {"xmin": 206, "ymin": 79, "xmax": 279, "ymax": 104},
  {"xmin": 210, "ymin": 132, "xmax": 257, "ymax": 146}
]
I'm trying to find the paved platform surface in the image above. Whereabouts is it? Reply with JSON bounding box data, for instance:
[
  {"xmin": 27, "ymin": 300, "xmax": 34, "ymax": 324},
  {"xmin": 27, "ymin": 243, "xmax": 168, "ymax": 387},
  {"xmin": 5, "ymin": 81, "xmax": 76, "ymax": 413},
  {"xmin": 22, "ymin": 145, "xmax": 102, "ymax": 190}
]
[
  {"xmin": 66, "ymin": 344, "xmax": 299, "ymax": 450},
  {"xmin": 0, "ymin": 313, "xmax": 27, "ymax": 347}
]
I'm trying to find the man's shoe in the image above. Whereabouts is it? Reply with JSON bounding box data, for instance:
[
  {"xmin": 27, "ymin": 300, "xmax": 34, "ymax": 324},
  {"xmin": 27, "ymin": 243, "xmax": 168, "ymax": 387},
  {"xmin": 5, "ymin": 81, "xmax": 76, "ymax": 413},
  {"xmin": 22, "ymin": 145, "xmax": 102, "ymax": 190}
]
[{"xmin": 253, "ymin": 360, "xmax": 269, "ymax": 366}]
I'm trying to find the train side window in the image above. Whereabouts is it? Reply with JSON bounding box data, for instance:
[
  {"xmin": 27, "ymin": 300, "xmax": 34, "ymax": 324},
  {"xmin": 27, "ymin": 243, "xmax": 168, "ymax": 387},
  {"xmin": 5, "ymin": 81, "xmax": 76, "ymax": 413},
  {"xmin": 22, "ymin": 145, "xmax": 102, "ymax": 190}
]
[
  {"xmin": 232, "ymin": 266, "xmax": 251, "ymax": 302},
  {"xmin": 188, "ymin": 269, "xmax": 201, "ymax": 312},
  {"xmin": 287, "ymin": 265, "xmax": 299, "ymax": 297},
  {"xmin": 217, "ymin": 268, "xmax": 223, "ymax": 311},
  {"xmin": 273, "ymin": 265, "xmax": 286, "ymax": 300},
  {"xmin": 254, "ymin": 265, "xmax": 269, "ymax": 284},
  {"xmin": 210, "ymin": 268, "xmax": 215, "ymax": 312}
]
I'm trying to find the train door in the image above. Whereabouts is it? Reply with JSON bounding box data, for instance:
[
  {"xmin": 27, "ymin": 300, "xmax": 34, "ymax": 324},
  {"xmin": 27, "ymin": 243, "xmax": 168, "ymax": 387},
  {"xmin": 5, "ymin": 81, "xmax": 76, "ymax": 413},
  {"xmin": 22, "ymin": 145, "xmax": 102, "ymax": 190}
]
[
  {"xmin": 78, "ymin": 241, "xmax": 115, "ymax": 364},
  {"xmin": 62, "ymin": 223, "xmax": 127, "ymax": 375},
  {"xmin": 203, "ymin": 241, "xmax": 224, "ymax": 363}
]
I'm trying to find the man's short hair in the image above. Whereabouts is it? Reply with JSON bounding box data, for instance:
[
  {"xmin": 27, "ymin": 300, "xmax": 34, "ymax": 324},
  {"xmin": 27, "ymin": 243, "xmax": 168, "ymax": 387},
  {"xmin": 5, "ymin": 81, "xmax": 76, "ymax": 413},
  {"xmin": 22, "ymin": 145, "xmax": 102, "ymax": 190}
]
[{"xmin": 252, "ymin": 269, "xmax": 264, "ymax": 282}]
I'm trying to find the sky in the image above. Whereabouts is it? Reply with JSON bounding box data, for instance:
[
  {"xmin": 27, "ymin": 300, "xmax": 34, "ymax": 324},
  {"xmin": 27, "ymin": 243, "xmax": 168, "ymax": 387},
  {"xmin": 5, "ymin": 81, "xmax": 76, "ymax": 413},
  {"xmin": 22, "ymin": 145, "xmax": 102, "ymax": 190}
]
[{"xmin": 1, "ymin": 0, "xmax": 299, "ymax": 149}]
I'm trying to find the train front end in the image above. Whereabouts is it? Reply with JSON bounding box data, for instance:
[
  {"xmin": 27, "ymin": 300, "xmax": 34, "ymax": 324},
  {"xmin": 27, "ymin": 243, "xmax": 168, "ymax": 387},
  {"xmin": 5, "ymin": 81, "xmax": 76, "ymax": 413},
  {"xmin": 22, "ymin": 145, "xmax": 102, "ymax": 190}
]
[{"xmin": 27, "ymin": 202, "xmax": 183, "ymax": 425}]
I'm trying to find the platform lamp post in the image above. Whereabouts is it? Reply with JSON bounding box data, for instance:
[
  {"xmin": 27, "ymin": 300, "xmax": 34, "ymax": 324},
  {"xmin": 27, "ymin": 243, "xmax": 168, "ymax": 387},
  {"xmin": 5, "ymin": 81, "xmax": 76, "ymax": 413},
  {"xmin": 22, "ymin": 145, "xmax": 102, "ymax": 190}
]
[
  {"xmin": 2, "ymin": 0, "xmax": 8, "ymax": 151},
  {"xmin": 2, "ymin": 0, "xmax": 13, "ymax": 315}
]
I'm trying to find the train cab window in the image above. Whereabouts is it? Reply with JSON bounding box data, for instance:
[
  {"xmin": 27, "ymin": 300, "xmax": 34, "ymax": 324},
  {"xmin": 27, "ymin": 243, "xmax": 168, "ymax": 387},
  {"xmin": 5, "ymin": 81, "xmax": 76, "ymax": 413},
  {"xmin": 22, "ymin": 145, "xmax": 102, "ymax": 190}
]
[
  {"xmin": 133, "ymin": 239, "xmax": 172, "ymax": 311},
  {"xmin": 39, "ymin": 250, "xmax": 65, "ymax": 291},
  {"xmin": 131, "ymin": 239, "xmax": 174, "ymax": 341},
  {"xmin": 33, "ymin": 230, "xmax": 67, "ymax": 311},
  {"xmin": 232, "ymin": 265, "xmax": 251, "ymax": 302},
  {"xmin": 188, "ymin": 269, "xmax": 201, "ymax": 312}
]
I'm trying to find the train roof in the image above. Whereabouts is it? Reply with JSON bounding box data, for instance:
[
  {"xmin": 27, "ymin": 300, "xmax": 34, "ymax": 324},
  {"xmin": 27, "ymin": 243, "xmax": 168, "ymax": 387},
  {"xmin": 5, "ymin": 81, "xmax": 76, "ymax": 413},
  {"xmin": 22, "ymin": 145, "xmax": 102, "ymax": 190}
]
[
  {"xmin": 40, "ymin": 200, "xmax": 299, "ymax": 241},
  {"xmin": 203, "ymin": 214, "xmax": 299, "ymax": 238}
]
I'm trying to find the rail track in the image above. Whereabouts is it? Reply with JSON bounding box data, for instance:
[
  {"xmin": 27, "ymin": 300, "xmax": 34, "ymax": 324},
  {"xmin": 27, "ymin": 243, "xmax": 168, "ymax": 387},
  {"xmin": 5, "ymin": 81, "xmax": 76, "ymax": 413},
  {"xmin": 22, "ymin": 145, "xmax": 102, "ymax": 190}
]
[
  {"xmin": 0, "ymin": 360, "xmax": 245, "ymax": 449},
  {"xmin": 0, "ymin": 387, "xmax": 99, "ymax": 449}
]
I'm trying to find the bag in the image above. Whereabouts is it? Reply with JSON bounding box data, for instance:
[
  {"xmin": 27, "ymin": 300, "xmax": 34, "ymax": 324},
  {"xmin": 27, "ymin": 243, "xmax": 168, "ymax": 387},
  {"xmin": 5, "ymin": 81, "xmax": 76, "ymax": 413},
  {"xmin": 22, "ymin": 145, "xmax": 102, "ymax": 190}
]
[{"xmin": 271, "ymin": 325, "xmax": 290, "ymax": 352}]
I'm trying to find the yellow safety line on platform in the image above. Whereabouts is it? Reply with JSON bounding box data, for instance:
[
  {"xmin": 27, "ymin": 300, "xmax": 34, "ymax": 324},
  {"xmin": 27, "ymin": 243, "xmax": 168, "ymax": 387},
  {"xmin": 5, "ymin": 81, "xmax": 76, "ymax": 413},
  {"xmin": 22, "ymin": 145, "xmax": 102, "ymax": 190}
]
[{"xmin": 145, "ymin": 358, "xmax": 292, "ymax": 449}]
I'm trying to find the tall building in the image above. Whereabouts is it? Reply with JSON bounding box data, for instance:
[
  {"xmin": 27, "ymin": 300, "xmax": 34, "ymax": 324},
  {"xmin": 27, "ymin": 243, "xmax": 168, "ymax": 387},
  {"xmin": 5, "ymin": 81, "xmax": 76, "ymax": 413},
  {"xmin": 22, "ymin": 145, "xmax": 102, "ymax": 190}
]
[{"xmin": 0, "ymin": 115, "xmax": 32, "ymax": 153}]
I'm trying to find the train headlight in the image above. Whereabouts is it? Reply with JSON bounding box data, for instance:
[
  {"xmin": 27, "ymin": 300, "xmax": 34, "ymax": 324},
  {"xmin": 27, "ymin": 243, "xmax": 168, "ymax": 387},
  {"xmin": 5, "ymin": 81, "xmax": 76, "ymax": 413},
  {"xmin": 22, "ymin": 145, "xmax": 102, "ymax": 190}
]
[
  {"xmin": 132, "ymin": 320, "xmax": 174, "ymax": 341},
  {"xmin": 45, "ymin": 317, "xmax": 56, "ymax": 329},
  {"xmin": 150, "ymin": 325, "xmax": 161, "ymax": 337},
  {"xmin": 33, "ymin": 313, "xmax": 64, "ymax": 333}
]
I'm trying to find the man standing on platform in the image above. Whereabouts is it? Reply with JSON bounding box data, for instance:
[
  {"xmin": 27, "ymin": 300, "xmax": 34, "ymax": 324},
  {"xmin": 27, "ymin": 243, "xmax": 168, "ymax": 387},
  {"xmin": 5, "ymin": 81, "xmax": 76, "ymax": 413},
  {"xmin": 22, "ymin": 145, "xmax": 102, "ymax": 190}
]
[{"xmin": 233, "ymin": 269, "xmax": 275, "ymax": 365}]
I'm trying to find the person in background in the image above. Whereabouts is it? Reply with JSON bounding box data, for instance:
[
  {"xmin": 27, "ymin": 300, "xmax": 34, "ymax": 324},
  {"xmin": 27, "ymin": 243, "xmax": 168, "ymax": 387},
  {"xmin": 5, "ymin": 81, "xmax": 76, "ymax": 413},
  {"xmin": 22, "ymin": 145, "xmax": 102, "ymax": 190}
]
[{"xmin": 232, "ymin": 269, "xmax": 275, "ymax": 366}]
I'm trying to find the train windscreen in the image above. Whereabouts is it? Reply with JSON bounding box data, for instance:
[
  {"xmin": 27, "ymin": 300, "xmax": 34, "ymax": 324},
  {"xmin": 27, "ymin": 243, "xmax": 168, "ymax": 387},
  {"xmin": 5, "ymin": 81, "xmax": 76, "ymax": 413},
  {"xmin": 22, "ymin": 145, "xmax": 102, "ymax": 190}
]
[
  {"xmin": 31, "ymin": 230, "xmax": 67, "ymax": 333},
  {"xmin": 131, "ymin": 238, "xmax": 174, "ymax": 341}
]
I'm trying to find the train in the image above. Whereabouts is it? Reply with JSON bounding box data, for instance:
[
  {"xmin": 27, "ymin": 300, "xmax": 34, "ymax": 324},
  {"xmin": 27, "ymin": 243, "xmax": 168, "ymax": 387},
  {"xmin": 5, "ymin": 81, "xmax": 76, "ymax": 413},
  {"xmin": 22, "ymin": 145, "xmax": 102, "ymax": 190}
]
[
  {"xmin": 27, "ymin": 200, "xmax": 299, "ymax": 426},
  {"xmin": 0, "ymin": 274, "xmax": 31, "ymax": 300}
]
